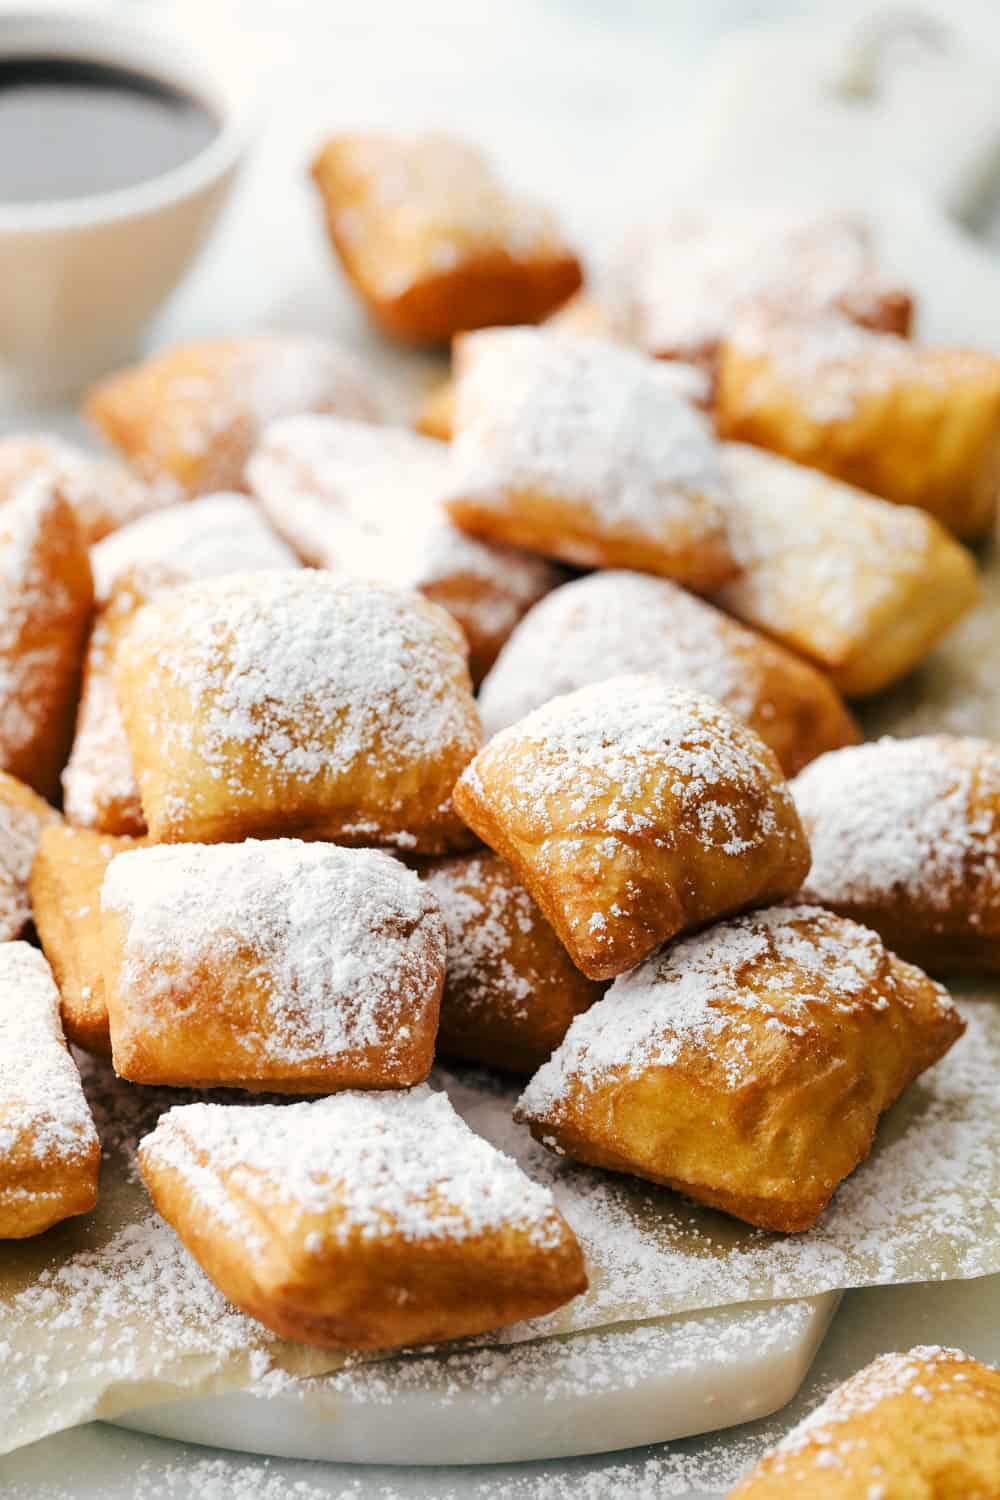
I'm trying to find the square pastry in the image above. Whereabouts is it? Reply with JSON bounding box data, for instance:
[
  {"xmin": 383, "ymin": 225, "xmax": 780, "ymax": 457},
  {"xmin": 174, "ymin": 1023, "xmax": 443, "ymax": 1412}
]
[
  {"xmin": 138, "ymin": 1086, "xmax": 587, "ymax": 1348},
  {"xmin": 0, "ymin": 942, "xmax": 100, "ymax": 1238},
  {"xmin": 517, "ymin": 904, "xmax": 964, "ymax": 1232},
  {"xmin": 114, "ymin": 571, "xmax": 482, "ymax": 849},
  {"xmin": 453, "ymin": 674, "xmax": 809, "ymax": 980},
  {"xmin": 100, "ymin": 840, "xmax": 445, "ymax": 1092}
]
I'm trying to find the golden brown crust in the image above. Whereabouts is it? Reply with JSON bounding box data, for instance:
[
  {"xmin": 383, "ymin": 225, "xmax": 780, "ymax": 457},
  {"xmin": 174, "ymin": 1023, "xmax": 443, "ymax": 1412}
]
[
  {"xmin": 716, "ymin": 316, "xmax": 1000, "ymax": 539},
  {"xmin": 517, "ymin": 905, "xmax": 964, "ymax": 1232},
  {"xmin": 729, "ymin": 1345, "xmax": 1000, "ymax": 1497},
  {"xmin": 423, "ymin": 852, "xmax": 605, "ymax": 1073},
  {"xmin": 454, "ymin": 675, "xmax": 810, "ymax": 981},
  {"xmin": 310, "ymin": 133, "xmax": 582, "ymax": 344},
  {"xmin": 0, "ymin": 771, "xmax": 60, "ymax": 943},
  {"xmin": 0, "ymin": 434, "xmax": 161, "ymax": 546}
]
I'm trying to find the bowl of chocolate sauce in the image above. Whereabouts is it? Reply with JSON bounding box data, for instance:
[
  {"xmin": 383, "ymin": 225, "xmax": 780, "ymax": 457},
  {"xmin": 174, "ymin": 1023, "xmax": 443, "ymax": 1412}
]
[{"xmin": 0, "ymin": 9, "xmax": 250, "ymax": 402}]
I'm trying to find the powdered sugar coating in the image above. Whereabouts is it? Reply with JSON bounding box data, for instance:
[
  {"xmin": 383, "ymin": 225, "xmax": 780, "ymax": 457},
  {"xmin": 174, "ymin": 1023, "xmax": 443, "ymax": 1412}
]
[
  {"xmin": 101, "ymin": 840, "xmax": 444, "ymax": 1071},
  {"xmin": 0, "ymin": 943, "xmax": 98, "ymax": 1169},
  {"xmin": 518, "ymin": 904, "xmax": 956, "ymax": 1115},
  {"xmin": 0, "ymin": 781, "xmax": 57, "ymax": 941},
  {"xmin": 0, "ymin": 432, "xmax": 165, "ymax": 544},
  {"xmin": 141, "ymin": 1086, "xmax": 566, "ymax": 1252},
  {"xmin": 90, "ymin": 493, "xmax": 298, "ymax": 603}
]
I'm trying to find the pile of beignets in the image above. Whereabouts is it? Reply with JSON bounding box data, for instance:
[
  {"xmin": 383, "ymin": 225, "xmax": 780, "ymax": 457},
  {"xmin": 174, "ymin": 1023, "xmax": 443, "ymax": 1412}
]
[{"xmin": 2, "ymin": 138, "xmax": 999, "ymax": 1474}]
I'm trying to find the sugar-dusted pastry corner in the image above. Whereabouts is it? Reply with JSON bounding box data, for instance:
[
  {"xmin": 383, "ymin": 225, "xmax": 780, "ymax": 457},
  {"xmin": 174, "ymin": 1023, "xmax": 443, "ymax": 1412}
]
[
  {"xmin": 714, "ymin": 443, "xmax": 978, "ymax": 697},
  {"xmin": 424, "ymin": 851, "xmax": 605, "ymax": 1074},
  {"xmin": 728, "ymin": 1345, "xmax": 1000, "ymax": 1497},
  {"xmin": 0, "ymin": 432, "xmax": 166, "ymax": 545},
  {"xmin": 795, "ymin": 734, "xmax": 1000, "ymax": 974},
  {"xmin": 247, "ymin": 414, "xmax": 562, "ymax": 686},
  {"xmin": 100, "ymin": 840, "xmax": 445, "ymax": 1092},
  {"xmin": 0, "ymin": 942, "xmax": 100, "ymax": 1238},
  {"xmin": 138, "ymin": 1085, "xmax": 587, "ymax": 1349},
  {"xmin": 516, "ymin": 904, "xmax": 964, "ymax": 1232},
  {"xmin": 84, "ymin": 334, "xmax": 383, "ymax": 497},
  {"xmin": 310, "ymin": 132, "xmax": 582, "ymax": 343},
  {"xmin": 478, "ymin": 568, "xmax": 860, "ymax": 775},
  {"xmin": 114, "ymin": 570, "xmax": 482, "ymax": 849},
  {"xmin": 0, "ymin": 770, "xmax": 60, "ymax": 944},
  {"xmin": 442, "ymin": 327, "xmax": 735, "ymax": 591},
  {"xmin": 454, "ymin": 674, "xmax": 810, "ymax": 981}
]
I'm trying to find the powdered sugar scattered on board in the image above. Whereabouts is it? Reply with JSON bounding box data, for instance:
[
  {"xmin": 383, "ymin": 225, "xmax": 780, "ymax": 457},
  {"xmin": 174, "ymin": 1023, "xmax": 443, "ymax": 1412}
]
[
  {"xmin": 794, "ymin": 736, "xmax": 1000, "ymax": 914},
  {"xmin": 101, "ymin": 840, "xmax": 444, "ymax": 1072}
]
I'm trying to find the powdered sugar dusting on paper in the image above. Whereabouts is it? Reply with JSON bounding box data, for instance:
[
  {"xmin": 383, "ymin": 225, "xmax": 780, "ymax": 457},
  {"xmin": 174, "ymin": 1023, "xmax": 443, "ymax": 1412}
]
[
  {"xmin": 795, "ymin": 736, "xmax": 1000, "ymax": 914},
  {"xmin": 101, "ymin": 840, "xmax": 444, "ymax": 1070}
]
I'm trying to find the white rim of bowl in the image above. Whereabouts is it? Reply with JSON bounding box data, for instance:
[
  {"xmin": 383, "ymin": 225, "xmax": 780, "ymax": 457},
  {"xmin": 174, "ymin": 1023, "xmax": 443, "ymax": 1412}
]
[{"xmin": 0, "ymin": 6, "xmax": 255, "ymax": 232}]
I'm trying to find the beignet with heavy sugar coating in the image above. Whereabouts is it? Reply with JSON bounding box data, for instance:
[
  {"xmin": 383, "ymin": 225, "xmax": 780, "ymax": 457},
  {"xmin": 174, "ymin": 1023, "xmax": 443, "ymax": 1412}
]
[
  {"xmin": 0, "ymin": 942, "xmax": 100, "ymax": 1238},
  {"xmin": 0, "ymin": 771, "xmax": 59, "ymax": 943},
  {"xmin": 424, "ymin": 852, "xmax": 605, "ymax": 1074},
  {"xmin": 729, "ymin": 1345, "xmax": 1000, "ymax": 1498},
  {"xmin": 85, "ymin": 334, "xmax": 382, "ymax": 498},
  {"xmin": 0, "ymin": 432, "xmax": 164, "ymax": 545},
  {"xmin": 453, "ymin": 674, "xmax": 810, "ymax": 981},
  {"xmin": 716, "ymin": 313, "xmax": 1000, "ymax": 538},
  {"xmin": 247, "ymin": 415, "xmax": 562, "ymax": 685},
  {"xmin": 114, "ymin": 571, "xmax": 482, "ymax": 849},
  {"xmin": 442, "ymin": 328, "xmax": 735, "ymax": 592},
  {"xmin": 30, "ymin": 823, "xmax": 144, "ymax": 1057},
  {"xmin": 517, "ymin": 904, "xmax": 964, "ymax": 1233},
  {"xmin": 795, "ymin": 735, "xmax": 1000, "ymax": 975},
  {"xmin": 478, "ymin": 570, "xmax": 860, "ymax": 776},
  {"xmin": 138, "ymin": 1085, "xmax": 587, "ymax": 1348},
  {"xmin": 714, "ymin": 444, "xmax": 978, "ymax": 697},
  {"xmin": 100, "ymin": 840, "xmax": 444, "ymax": 1091},
  {"xmin": 310, "ymin": 132, "xmax": 583, "ymax": 344},
  {"xmin": 0, "ymin": 478, "xmax": 94, "ymax": 798}
]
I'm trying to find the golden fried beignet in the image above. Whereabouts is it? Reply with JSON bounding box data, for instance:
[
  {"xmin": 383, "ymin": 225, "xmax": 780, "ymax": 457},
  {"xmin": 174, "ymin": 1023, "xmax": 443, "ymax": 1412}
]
[
  {"xmin": 416, "ymin": 378, "xmax": 457, "ymax": 442},
  {"xmin": 517, "ymin": 904, "xmax": 964, "ymax": 1232},
  {"xmin": 608, "ymin": 211, "xmax": 912, "ymax": 370},
  {"xmin": 0, "ymin": 942, "xmax": 100, "ymax": 1238},
  {"xmin": 101, "ymin": 841, "xmax": 444, "ymax": 1091},
  {"xmin": 0, "ymin": 432, "xmax": 163, "ymax": 544},
  {"xmin": 0, "ymin": 479, "xmax": 94, "ymax": 798},
  {"xmin": 716, "ymin": 314, "xmax": 1000, "ymax": 538},
  {"xmin": 30, "ymin": 823, "xmax": 144, "ymax": 1057},
  {"xmin": 714, "ymin": 444, "xmax": 978, "ymax": 697},
  {"xmin": 138, "ymin": 1085, "xmax": 587, "ymax": 1348},
  {"xmin": 310, "ymin": 132, "xmax": 583, "ymax": 344},
  {"xmin": 443, "ymin": 329, "xmax": 735, "ymax": 592},
  {"xmin": 729, "ymin": 1345, "xmax": 1000, "ymax": 1497},
  {"xmin": 453, "ymin": 674, "xmax": 810, "ymax": 981},
  {"xmin": 478, "ymin": 570, "xmax": 860, "ymax": 776},
  {"xmin": 85, "ymin": 334, "xmax": 383, "ymax": 498},
  {"xmin": 116, "ymin": 572, "xmax": 481, "ymax": 849},
  {"xmin": 248, "ymin": 415, "xmax": 562, "ymax": 685},
  {"xmin": 424, "ymin": 852, "xmax": 605, "ymax": 1074},
  {"xmin": 795, "ymin": 736, "xmax": 1000, "ymax": 975},
  {"xmin": 0, "ymin": 772, "xmax": 59, "ymax": 942}
]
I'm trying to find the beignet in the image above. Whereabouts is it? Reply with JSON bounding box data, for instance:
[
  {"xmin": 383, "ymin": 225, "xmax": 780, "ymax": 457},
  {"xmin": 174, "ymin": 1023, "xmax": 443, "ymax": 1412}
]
[
  {"xmin": 0, "ymin": 478, "xmax": 94, "ymax": 798},
  {"xmin": 424, "ymin": 852, "xmax": 605, "ymax": 1074},
  {"xmin": 517, "ymin": 904, "xmax": 964, "ymax": 1232},
  {"xmin": 0, "ymin": 942, "xmax": 100, "ymax": 1238},
  {"xmin": 115, "ymin": 571, "xmax": 482, "ymax": 849},
  {"xmin": 310, "ymin": 132, "xmax": 583, "ymax": 343},
  {"xmin": 716, "ymin": 313, "xmax": 1000, "ymax": 538},
  {"xmin": 714, "ymin": 444, "xmax": 978, "ymax": 697},
  {"xmin": 729, "ymin": 1345, "xmax": 1000, "ymax": 1497},
  {"xmin": 442, "ymin": 329, "xmax": 735, "ymax": 592},
  {"xmin": 138, "ymin": 1086, "xmax": 587, "ymax": 1348},
  {"xmin": 795, "ymin": 735, "xmax": 1000, "ymax": 974},
  {"xmin": 0, "ymin": 771, "xmax": 59, "ymax": 942},
  {"xmin": 0, "ymin": 432, "xmax": 162, "ymax": 544},
  {"xmin": 453, "ymin": 674, "xmax": 810, "ymax": 981},
  {"xmin": 85, "ymin": 334, "xmax": 382, "ymax": 498},
  {"xmin": 247, "ymin": 414, "xmax": 562, "ymax": 685},
  {"xmin": 30, "ymin": 822, "xmax": 143, "ymax": 1057},
  {"xmin": 100, "ymin": 840, "xmax": 444, "ymax": 1091},
  {"xmin": 478, "ymin": 570, "xmax": 860, "ymax": 776}
]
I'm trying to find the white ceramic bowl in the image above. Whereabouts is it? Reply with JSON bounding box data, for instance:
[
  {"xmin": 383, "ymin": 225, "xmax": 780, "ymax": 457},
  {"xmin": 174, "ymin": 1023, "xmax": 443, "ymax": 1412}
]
[{"xmin": 0, "ymin": 8, "xmax": 251, "ymax": 404}]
